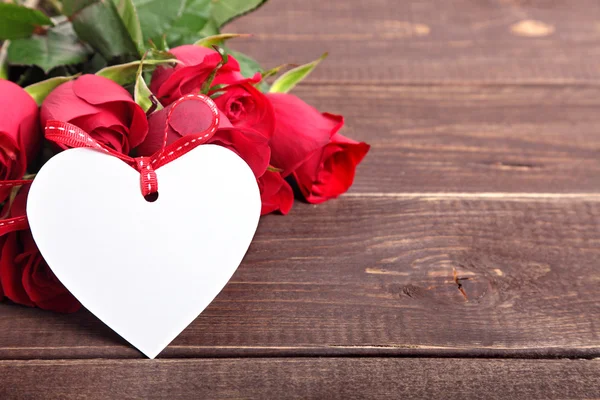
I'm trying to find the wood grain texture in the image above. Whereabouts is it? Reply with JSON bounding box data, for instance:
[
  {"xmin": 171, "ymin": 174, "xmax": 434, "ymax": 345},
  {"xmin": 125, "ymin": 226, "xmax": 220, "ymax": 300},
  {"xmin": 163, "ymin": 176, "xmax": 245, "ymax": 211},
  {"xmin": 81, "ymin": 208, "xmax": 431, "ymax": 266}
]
[
  {"xmin": 1, "ymin": 358, "xmax": 599, "ymax": 399},
  {"xmin": 228, "ymin": 0, "xmax": 600, "ymax": 84},
  {"xmin": 1, "ymin": 198, "xmax": 599, "ymax": 359},
  {"xmin": 2, "ymin": 1, "xmax": 600, "ymax": 397},
  {"xmin": 291, "ymin": 84, "xmax": 600, "ymax": 194}
]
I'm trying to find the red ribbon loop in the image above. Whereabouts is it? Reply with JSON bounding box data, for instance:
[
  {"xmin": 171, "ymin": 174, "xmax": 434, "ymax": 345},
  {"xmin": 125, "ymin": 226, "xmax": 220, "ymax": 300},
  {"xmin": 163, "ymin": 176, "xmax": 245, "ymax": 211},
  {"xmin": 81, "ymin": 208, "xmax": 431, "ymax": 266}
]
[
  {"xmin": 45, "ymin": 93, "xmax": 219, "ymax": 197},
  {"xmin": 135, "ymin": 157, "xmax": 157, "ymax": 197},
  {"xmin": 0, "ymin": 94, "xmax": 219, "ymax": 235}
]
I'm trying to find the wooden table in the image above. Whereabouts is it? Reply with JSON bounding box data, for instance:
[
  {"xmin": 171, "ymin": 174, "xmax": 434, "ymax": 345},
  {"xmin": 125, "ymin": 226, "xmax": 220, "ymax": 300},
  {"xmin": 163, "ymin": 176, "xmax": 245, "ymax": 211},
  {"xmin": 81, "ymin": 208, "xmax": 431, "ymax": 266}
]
[{"xmin": 2, "ymin": 1, "xmax": 600, "ymax": 398}]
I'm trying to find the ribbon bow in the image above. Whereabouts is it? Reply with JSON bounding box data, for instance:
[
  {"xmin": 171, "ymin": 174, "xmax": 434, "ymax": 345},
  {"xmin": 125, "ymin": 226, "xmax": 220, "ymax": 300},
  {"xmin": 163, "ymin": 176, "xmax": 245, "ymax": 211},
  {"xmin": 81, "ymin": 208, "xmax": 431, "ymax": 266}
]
[{"xmin": 0, "ymin": 93, "xmax": 220, "ymax": 236}]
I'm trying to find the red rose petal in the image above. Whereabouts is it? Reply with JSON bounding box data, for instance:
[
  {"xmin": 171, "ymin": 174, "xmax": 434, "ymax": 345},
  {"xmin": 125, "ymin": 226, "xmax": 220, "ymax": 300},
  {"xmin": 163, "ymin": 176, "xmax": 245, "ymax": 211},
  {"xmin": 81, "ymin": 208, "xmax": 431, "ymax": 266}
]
[
  {"xmin": 267, "ymin": 93, "xmax": 343, "ymax": 176},
  {"xmin": 0, "ymin": 233, "xmax": 34, "ymax": 307},
  {"xmin": 73, "ymin": 74, "xmax": 141, "ymax": 105},
  {"xmin": 169, "ymin": 98, "xmax": 219, "ymax": 136},
  {"xmin": 259, "ymin": 170, "xmax": 294, "ymax": 215}
]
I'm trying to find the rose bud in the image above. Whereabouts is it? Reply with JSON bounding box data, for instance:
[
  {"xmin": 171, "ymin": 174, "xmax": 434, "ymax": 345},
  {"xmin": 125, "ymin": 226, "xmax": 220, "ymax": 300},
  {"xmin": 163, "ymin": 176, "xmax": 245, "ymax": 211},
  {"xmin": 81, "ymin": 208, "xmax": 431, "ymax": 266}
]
[
  {"xmin": 150, "ymin": 45, "xmax": 245, "ymax": 106},
  {"xmin": 267, "ymin": 93, "xmax": 370, "ymax": 204},
  {"xmin": 137, "ymin": 100, "xmax": 270, "ymax": 178},
  {"xmin": 41, "ymin": 74, "xmax": 148, "ymax": 155},
  {"xmin": 0, "ymin": 80, "xmax": 40, "ymax": 201},
  {"xmin": 258, "ymin": 170, "xmax": 293, "ymax": 215},
  {"xmin": 293, "ymin": 133, "xmax": 370, "ymax": 204},
  {"xmin": 266, "ymin": 93, "xmax": 344, "ymax": 176},
  {"xmin": 213, "ymin": 81, "xmax": 275, "ymax": 139},
  {"xmin": 0, "ymin": 188, "xmax": 80, "ymax": 313}
]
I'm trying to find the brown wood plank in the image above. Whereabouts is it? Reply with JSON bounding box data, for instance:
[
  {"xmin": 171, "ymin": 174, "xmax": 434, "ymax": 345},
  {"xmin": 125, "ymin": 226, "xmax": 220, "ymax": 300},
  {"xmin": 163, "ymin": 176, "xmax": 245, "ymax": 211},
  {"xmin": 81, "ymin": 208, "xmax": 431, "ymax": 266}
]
[
  {"xmin": 292, "ymin": 84, "xmax": 600, "ymax": 194},
  {"xmin": 1, "ymin": 358, "xmax": 599, "ymax": 399},
  {"xmin": 1, "ymin": 197, "xmax": 599, "ymax": 359},
  {"xmin": 228, "ymin": 0, "xmax": 600, "ymax": 84}
]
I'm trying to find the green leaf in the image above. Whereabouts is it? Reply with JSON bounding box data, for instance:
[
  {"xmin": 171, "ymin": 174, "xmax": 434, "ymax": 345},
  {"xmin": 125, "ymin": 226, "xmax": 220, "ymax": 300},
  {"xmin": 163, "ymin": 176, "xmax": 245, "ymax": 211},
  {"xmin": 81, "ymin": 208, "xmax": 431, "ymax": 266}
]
[
  {"xmin": 84, "ymin": 52, "xmax": 108, "ymax": 73},
  {"xmin": 227, "ymin": 49, "xmax": 262, "ymax": 78},
  {"xmin": 194, "ymin": 33, "xmax": 249, "ymax": 48},
  {"xmin": 24, "ymin": 75, "xmax": 78, "ymax": 105},
  {"xmin": 261, "ymin": 63, "xmax": 294, "ymax": 80},
  {"xmin": 211, "ymin": 0, "xmax": 267, "ymax": 27},
  {"xmin": 95, "ymin": 57, "xmax": 178, "ymax": 86},
  {"xmin": 0, "ymin": 3, "xmax": 53, "ymax": 40},
  {"xmin": 134, "ymin": 71, "xmax": 157, "ymax": 112},
  {"xmin": 134, "ymin": 0, "xmax": 265, "ymax": 49},
  {"xmin": 64, "ymin": 0, "xmax": 139, "ymax": 60},
  {"xmin": 270, "ymin": 53, "xmax": 327, "ymax": 94},
  {"xmin": 197, "ymin": 18, "xmax": 219, "ymax": 37},
  {"xmin": 133, "ymin": 0, "xmax": 186, "ymax": 45},
  {"xmin": 111, "ymin": 0, "xmax": 145, "ymax": 55},
  {"xmin": 226, "ymin": 48, "xmax": 268, "ymax": 91},
  {"xmin": 61, "ymin": 0, "xmax": 95, "ymax": 16},
  {"xmin": 147, "ymin": 48, "xmax": 177, "ymax": 61},
  {"xmin": 134, "ymin": 57, "xmax": 163, "ymax": 112},
  {"xmin": 7, "ymin": 23, "xmax": 90, "ymax": 73},
  {"xmin": 163, "ymin": 0, "xmax": 212, "ymax": 47}
]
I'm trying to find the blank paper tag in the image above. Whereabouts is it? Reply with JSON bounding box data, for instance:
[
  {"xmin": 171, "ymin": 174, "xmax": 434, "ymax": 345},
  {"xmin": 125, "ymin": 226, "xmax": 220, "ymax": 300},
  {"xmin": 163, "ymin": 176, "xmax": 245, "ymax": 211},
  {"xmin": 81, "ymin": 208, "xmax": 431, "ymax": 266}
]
[{"xmin": 27, "ymin": 145, "xmax": 260, "ymax": 358}]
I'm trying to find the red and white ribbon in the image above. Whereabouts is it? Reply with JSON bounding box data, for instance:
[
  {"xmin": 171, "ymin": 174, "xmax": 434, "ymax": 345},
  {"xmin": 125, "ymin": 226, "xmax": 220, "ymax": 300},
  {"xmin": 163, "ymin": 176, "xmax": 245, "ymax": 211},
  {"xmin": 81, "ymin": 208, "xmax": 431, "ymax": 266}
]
[
  {"xmin": 0, "ymin": 93, "xmax": 220, "ymax": 235},
  {"xmin": 0, "ymin": 180, "xmax": 34, "ymax": 235}
]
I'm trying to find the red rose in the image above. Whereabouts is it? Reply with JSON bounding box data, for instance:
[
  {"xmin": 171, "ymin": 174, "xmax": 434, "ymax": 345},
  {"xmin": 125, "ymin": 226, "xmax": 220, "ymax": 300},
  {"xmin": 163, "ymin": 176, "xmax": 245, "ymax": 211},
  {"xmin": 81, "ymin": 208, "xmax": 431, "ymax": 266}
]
[
  {"xmin": 213, "ymin": 82, "xmax": 275, "ymax": 139},
  {"xmin": 208, "ymin": 127, "xmax": 270, "ymax": 178},
  {"xmin": 0, "ymin": 80, "xmax": 40, "ymax": 201},
  {"xmin": 0, "ymin": 189, "xmax": 80, "ymax": 313},
  {"xmin": 135, "ymin": 97, "xmax": 231, "ymax": 155},
  {"xmin": 137, "ymin": 99, "xmax": 270, "ymax": 178},
  {"xmin": 150, "ymin": 45, "xmax": 245, "ymax": 106},
  {"xmin": 266, "ymin": 93, "xmax": 344, "ymax": 176},
  {"xmin": 292, "ymin": 133, "xmax": 370, "ymax": 204},
  {"xmin": 41, "ymin": 74, "xmax": 148, "ymax": 155},
  {"xmin": 258, "ymin": 170, "xmax": 293, "ymax": 215},
  {"xmin": 267, "ymin": 93, "xmax": 369, "ymax": 204}
]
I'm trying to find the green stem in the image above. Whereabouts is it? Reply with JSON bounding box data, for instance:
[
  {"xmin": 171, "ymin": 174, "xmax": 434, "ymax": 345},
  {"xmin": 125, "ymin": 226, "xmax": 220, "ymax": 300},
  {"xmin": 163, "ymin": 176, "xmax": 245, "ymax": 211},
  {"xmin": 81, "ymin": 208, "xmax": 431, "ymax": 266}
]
[
  {"xmin": 0, "ymin": 41, "xmax": 9, "ymax": 80},
  {"xmin": 200, "ymin": 46, "xmax": 228, "ymax": 94}
]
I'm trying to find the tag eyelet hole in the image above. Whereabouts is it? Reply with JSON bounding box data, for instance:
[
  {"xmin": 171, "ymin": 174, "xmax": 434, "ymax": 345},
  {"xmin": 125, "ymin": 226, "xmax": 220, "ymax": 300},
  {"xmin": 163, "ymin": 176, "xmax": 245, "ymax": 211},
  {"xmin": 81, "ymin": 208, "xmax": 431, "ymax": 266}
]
[{"xmin": 144, "ymin": 192, "xmax": 159, "ymax": 203}]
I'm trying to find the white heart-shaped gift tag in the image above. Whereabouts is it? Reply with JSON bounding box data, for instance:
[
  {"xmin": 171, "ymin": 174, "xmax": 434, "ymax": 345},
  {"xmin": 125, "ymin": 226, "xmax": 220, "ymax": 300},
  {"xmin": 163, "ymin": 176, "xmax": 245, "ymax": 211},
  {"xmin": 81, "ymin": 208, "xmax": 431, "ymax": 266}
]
[{"xmin": 27, "ymin": 144, "xmax": 260, "ymax": 358}]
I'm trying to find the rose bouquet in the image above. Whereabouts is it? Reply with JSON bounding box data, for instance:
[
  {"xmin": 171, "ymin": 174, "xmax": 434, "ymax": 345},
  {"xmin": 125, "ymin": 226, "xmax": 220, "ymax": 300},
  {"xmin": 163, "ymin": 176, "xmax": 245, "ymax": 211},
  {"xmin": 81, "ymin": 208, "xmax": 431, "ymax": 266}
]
[{"xmin": 0, "ymin": 0, "xmax": 369, "ymax": 313}]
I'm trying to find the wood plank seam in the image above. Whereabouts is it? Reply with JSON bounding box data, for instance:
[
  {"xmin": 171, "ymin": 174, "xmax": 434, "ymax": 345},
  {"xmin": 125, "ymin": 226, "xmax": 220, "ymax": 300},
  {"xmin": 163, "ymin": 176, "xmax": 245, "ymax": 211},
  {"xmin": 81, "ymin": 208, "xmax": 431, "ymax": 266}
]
[
  {"xmin": 344, "ymin": 193, "xmax": 600, "ymax": 200},
  {"xmin": 1, "ymin": 346, "xmax": 599, "ymax": 360}
]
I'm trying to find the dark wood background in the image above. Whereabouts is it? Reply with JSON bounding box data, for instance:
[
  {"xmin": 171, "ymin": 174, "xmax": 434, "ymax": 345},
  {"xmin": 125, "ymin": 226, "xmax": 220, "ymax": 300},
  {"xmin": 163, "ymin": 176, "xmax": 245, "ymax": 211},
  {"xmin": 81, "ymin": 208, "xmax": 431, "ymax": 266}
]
[{"xmin": 2, "ymin": 0, "xmax": 600, "ymax": 398}]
